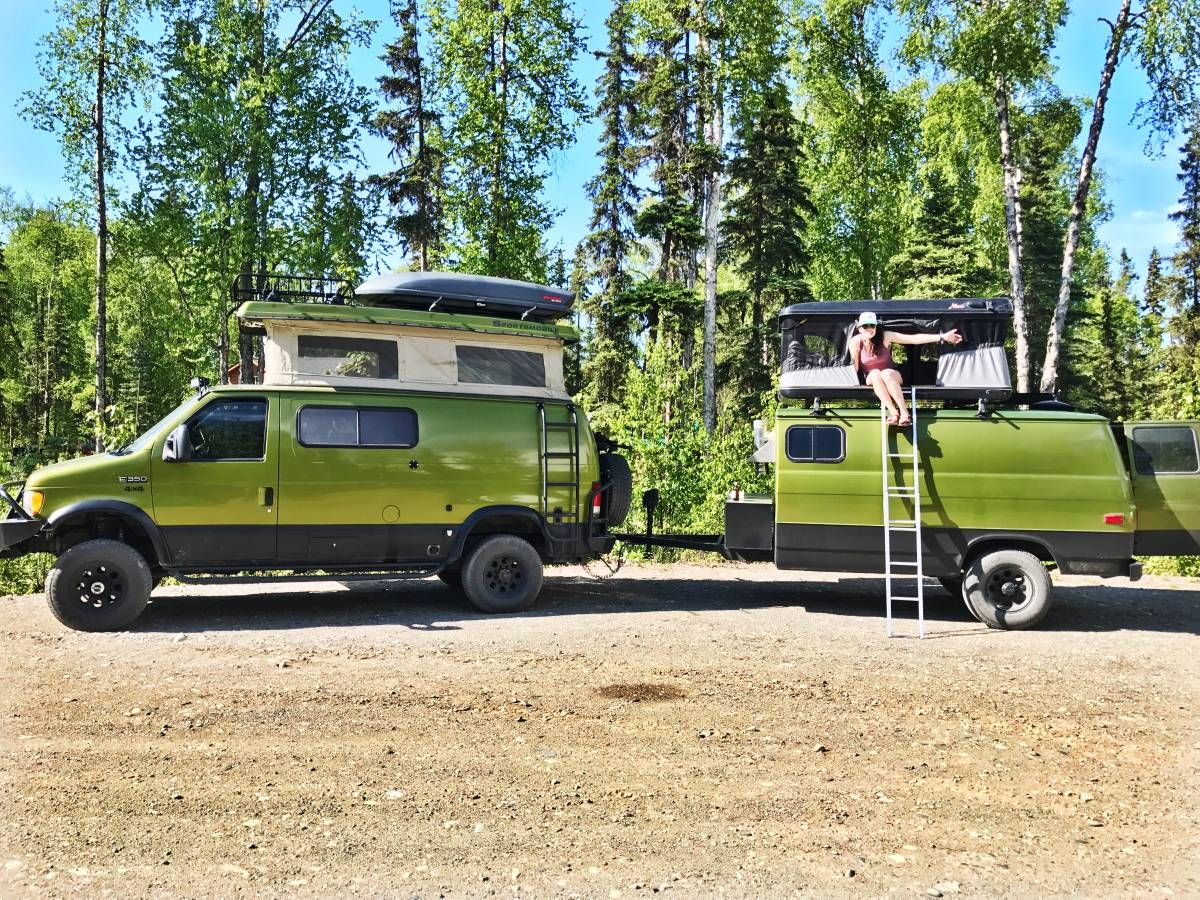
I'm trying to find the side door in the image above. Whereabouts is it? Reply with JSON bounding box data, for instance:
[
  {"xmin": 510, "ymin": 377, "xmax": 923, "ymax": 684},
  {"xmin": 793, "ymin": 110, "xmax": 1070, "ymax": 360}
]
[
  {"xmin": 151, "ymin": 393, "xmax": 279, "ymax": 567},
  {"xmin": 1126, "ymin": 422, "xmax": 1200, "ymax": 555}
]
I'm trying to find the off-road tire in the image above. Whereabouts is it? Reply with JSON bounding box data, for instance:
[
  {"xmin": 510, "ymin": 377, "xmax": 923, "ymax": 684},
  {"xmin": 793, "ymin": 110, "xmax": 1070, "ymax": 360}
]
[
  {"xmin": 599, "ymin": 453, "xmax": 633, "ymax": 528},
  {"xmin": 437, "ymin": 567, "xmax": 463, "ymax": 591},
  {"xmin": 962, "ymin": 549, "xmax": 1053, "ymax": 630},
  {"xmin": 45, "ymin": 539, "xmax": 152, "ymax": 632},
  {"xmin": 461, "ymin": 535, "xmax": 544, "ymax": 614}
]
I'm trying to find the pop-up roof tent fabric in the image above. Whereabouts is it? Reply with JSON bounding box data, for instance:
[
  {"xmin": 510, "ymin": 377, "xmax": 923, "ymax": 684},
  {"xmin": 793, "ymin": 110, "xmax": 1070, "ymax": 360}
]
[{"xmin": 778, "ymin": 299, "xmax": 1013, "ymax": 400}]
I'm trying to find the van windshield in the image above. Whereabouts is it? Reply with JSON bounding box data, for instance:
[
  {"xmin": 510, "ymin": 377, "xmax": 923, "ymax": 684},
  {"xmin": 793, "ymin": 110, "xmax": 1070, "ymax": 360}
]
[{"xmin": 111, "ymin": 398, "xmax": 194, "ymax": 456}]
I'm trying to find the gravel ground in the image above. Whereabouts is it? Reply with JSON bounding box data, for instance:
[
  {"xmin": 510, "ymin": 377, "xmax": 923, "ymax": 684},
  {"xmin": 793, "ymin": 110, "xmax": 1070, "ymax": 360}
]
[{"xmin": 1, "ymin": 563, "xmax": 1198, "ymax": 898}]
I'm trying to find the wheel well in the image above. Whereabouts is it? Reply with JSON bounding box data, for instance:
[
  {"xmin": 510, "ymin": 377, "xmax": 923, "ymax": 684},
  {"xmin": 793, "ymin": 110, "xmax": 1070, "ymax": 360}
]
[
  {"xmin": 963, "ymin": 537, "xmax": 1057, "ymax": 570},
  {"xmin": 50, "ymin": 513, "xmax": 158, "ymax": 567},
  {"xmin": 461, "ymin": 514, "xmax": 546, "ymax": 555}
]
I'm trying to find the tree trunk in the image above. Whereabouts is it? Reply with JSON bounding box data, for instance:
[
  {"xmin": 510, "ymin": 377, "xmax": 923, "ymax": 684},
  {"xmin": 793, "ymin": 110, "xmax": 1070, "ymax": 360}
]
[
  {"xmin": 994, "ymin": 69, "xmax": 1031, "ymax": 392},
  {"xmin": 699, "ymin": 26, "xmax": 721, "ymax": 433},
  {"xmin": 93, "ymin": 0, "xmax": 109, "ymax": 452},
  {"xmin": 1040, "ymin": 0, "xmax": 1132, "ymax": 395}
]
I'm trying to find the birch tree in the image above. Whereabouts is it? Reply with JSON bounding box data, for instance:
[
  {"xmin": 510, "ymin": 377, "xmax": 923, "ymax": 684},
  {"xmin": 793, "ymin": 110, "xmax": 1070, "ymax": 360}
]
[
  {"xmin": 901, "ymin": 0, "xmax": 1066, "ymax": 392},
  {"xmin": 1041, "ymin": 0, "xmax": 1200, "ymax": 393},
  {"xmin": 23, "ymin": 0, "xmax": 150, "ymax": 450}
]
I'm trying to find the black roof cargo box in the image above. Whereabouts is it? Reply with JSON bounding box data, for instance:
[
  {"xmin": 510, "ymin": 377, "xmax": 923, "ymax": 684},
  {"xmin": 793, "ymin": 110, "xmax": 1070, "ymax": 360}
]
[{"xmin": 355, "ymin": 272, "xmax": 575, "ymax": 322}]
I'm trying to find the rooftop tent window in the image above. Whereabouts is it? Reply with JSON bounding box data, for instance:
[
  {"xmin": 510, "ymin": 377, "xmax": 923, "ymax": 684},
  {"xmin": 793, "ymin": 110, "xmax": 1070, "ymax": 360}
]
[
  {"xmin": 296, "ymin": 335, "xmax": 399, "ymax": 379},
  {"xmin": 456, "ymin": 345, "xmax": 546, "ymax": 388}
]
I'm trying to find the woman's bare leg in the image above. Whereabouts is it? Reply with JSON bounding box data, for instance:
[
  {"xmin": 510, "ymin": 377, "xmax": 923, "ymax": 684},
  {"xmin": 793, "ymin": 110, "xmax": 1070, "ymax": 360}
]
[
  {"xmin": 884, "ymin": 370, "xmax": 909, "ymax": 422},
  {"xmin": 866, "ymin": 371, "xmax": 898, "ymax": 420}
]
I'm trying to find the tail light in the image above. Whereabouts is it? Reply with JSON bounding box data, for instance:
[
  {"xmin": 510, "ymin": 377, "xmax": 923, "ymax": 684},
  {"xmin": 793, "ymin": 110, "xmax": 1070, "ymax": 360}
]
[
  {"xmin": 591, "ymin": 482, "xmax": 602, "ymax": 517},
  {"xmin": 1103, "ymin": 513, "xmax": 1124, "ymax": 525}
]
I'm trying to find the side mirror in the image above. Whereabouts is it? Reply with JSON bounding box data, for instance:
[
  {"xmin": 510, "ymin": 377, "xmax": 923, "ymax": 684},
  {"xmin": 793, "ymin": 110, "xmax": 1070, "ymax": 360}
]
[{"xmin": 162, "ymin": 424, "xmax": 192, "ymax": 462}]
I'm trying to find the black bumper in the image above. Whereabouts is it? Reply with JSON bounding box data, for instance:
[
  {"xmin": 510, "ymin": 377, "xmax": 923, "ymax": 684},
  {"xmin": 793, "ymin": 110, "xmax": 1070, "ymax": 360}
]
[{"xmin": 0, "ymin": 518, "xmax": 45, "ymax": 557}]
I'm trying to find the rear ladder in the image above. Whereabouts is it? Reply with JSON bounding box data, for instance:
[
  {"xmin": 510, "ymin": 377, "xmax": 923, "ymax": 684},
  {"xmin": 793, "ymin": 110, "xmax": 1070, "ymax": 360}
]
[
  {"xmin": 881, "ymin": 387, "xmax": 925, "ymax": 638},
  {"xmin": 538, "ymin": 402, "xmax": 581, "ymax": 526}
]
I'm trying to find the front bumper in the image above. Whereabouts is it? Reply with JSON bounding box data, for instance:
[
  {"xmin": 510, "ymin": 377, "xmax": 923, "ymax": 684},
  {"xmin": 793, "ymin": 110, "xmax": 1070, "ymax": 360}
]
[
  {"xmin": 0, "ymin": 481, "xmax": 45, "ymax": 557},
  {"xmin": 0, "ymin": 517, "xmax": 44, "ymax": 556}
]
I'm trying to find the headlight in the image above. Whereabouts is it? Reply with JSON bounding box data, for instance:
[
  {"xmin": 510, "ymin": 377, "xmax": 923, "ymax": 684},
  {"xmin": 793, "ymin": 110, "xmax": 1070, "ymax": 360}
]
[{"xmin": 21, "ymin": 490, "xmax": 44, "ymax": 517}]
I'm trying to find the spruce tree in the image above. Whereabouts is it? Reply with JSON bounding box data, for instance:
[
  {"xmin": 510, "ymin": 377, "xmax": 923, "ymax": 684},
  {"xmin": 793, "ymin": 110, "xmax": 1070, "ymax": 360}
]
[
  {"xmin": 581, "ymin": 0, "xmax": 639, "ymax": 422},
  {"xmin": 1144, "ymin": 248, "xmax": 1168, "ymax": 316},
  {"xmin": 1169, "ymin": 121, "xmax": 1200, "ymax": 312},
  {"xmin": 722, "ymin": 78, "xmax": 812, "ymax": 398},
  {"xmin": 370, "ymin": 0, "xmax": 444, "ymax": 271},
  {"xmin": 890, "ymin": 167, "xmax": 984, "ymax": 298}
]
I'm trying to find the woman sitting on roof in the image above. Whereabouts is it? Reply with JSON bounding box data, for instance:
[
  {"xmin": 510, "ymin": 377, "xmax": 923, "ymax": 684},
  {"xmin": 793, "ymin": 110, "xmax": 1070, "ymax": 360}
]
[{"xmin": 849, "ymin": 311, "xmax": 963, "ymax": 427}]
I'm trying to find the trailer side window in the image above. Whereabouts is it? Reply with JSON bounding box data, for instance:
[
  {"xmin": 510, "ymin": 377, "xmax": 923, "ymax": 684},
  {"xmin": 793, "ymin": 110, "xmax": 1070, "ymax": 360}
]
[
  {"xmin": 1131, "ymin": 426, "xmax": 1199, "ymax": 475},
  {"xmin": 298, "ymin": 406, "xmax": 418, "ymax": 448},
  {"xmin": 785, "ymin": 425, "xmax": 845, "ymax": 463}
]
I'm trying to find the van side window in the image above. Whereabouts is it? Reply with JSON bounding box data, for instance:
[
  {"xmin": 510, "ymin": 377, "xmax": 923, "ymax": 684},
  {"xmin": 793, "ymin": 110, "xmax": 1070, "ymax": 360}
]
[
  {"xmin": 785, "ymin": 425, "xmax": 845, "ymax": 463},
  {"xmin": 297, "ymin": 335, "xmax": 399, "ymax": 379},
  {"xmin": 1131, "ymin": 426, "xmax": 1199, "ymax": 475},
  {"xmin": 456, "ymin": 345, "xmax": 546, "ymax": 388},
  {"xmin": 298, "ymin": 406, "xmax": 418, "ymax": 448},
  {"xmin": 188, "ymin": 399, "xmax": 267, "ymax": 461}
]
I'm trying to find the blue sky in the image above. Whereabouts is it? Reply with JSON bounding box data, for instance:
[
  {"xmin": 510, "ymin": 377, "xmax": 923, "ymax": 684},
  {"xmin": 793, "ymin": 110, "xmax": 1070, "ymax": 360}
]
[{"xmin": 0, "ymin": 0, "xmax": 1186, "ymax": 286}]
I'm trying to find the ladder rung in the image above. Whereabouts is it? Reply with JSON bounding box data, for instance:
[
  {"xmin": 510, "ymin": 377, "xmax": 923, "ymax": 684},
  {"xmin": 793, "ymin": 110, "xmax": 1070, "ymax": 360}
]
[
  {"xmin": 886, "ymin": 453, "xmax": 917, "ymax": 458},
  {"xmin": 544, "ymin": 422, "xmax": 575, "ymax": 429},
  {"xmin": 888, "ymin": 561, "xmax": 920, "ymax": 567},
  {"xmin": 889, "ymin": 596, "xmax": 922, "ymax": 602},
  {"xmin": 888, "ymin": 526, "xmax": 918, "ymax": 532},
  {"xmin": 887, "ymin": 489, "xmax": 917, "ymax": 496},
  {"xmin": 544, "ymin": 452, "xmax": 576, "ymax": 459}
]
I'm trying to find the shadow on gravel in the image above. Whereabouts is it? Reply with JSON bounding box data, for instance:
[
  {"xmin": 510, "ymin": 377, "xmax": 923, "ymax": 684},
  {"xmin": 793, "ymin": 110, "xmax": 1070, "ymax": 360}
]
[{"xmin": 128, "ymin": 572, "xmax": 1200, "ymax": 637}]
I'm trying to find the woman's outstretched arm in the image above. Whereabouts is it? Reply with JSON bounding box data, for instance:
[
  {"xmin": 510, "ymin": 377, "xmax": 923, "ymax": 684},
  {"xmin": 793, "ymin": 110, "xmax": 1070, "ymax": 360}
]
[{"xmin": 885, "ymin": 328, "xmax": 963, "ymax": 346}]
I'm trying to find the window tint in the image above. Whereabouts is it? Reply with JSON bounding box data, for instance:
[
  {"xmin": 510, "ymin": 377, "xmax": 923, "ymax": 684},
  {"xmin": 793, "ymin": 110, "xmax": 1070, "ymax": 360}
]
[
  {"xmin": 1131, "ymin": 426, "xmax": 1199, "ymax": 475},
  {"xmin": 188, "ymin": 399, "xmax": 267, "ymax": 460},
  {"xmin": 456, "ymin": 345, "xmax": 546, "ymax": 387},
  {"xmin": 786, "ymin": 425, "xmax": 844, "ymax": 462},
  {"xmin": 297, "ymin": 335, "xmax": 398, "ymax": 379},
  {"xmin": 298, "ymin": 406, "xmax": 418, "ymax": 448}
]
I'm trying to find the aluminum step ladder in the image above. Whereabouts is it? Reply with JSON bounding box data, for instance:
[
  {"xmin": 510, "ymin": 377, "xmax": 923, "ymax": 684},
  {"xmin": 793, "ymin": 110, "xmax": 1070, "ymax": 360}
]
[{"xmin": 881, "ymin": 387, "xmax": 925, "ymax": 638}]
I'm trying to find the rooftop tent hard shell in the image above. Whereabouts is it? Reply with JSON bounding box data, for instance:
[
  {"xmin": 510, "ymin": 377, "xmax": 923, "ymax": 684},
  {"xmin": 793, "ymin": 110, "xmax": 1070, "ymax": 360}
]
[
  {"xmin": 354, "ymin": 271, "xmax": 575, "ymax": 322},
  {"xmin": 777, "ymin": 298, "xmax": 1014, "ymax": 401}
]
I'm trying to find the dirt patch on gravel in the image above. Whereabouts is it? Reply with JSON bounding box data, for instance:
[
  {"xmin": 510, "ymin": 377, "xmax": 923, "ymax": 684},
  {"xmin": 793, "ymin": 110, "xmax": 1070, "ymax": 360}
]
[
  {"xmin": 1, "ymin": 563, "xmax": 1198, "ymax": 897},
  {"xmin": 596, "ymin": 683, "xmax": 687, "ymax": 703}
]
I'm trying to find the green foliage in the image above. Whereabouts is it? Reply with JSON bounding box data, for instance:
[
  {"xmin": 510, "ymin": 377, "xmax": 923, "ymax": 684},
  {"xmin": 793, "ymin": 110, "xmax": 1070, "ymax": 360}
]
[
  {"xmin": 795, "ymin": 0, "xmax": 923, "ymax": 301},
  {"xmin": 370, "ymin": 0, "xmax": 446, "ymax": 270},
  {"xmin": 428, "ymin": 0, "xmax": 586, "ymax": 281}
]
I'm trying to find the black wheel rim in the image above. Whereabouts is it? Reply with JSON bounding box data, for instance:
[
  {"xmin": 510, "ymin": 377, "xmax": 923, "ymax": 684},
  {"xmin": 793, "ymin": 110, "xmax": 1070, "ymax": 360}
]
[
  {"xmin": 984, "ymin": 566, "xmax": 1032, "ymax": 612},
  {"xmin": 71, "ymin": 563, "xmax": 126, "ymax": 612},
  {"xmin": 482, "ymin": 554, "xmax": 524, "ymax": 599}
]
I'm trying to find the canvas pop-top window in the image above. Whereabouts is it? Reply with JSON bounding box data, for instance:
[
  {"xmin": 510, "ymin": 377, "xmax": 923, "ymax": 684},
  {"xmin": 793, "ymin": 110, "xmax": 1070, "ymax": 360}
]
[
  {"xmin": 456, "ymin": 345, "xmax": 546, "ymax": 388},
  {"xmin": 296, "ymin": 335, "xmax": 399, "ymax": 379}
]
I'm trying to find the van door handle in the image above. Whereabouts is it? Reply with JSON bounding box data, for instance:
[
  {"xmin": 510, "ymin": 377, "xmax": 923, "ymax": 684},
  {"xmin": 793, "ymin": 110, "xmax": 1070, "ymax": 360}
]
[{"xmin": 259, "ymin": 487, "xmax": 274, "ymax": 506}]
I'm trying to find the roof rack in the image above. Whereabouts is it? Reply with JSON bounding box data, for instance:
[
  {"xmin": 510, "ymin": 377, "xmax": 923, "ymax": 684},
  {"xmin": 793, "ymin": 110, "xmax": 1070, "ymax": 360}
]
[{"xmin": 230, "ymin": 273, "xmax": 353, "ymax": 306}]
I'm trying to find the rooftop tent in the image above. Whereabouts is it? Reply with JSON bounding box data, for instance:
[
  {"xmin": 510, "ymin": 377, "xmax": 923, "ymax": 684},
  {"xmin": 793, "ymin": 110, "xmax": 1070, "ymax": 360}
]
[
  {"xmin": 355, "ymin": 272, "xmax": 575, "ymax": 323},
  {"xmin": 778, "ymin": 298, "xmax": 1013, "ymax": 401}
]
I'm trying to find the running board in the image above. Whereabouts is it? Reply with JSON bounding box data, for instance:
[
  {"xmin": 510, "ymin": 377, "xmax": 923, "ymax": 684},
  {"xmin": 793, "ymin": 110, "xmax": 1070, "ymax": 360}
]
[{"xmin": 169, "ymin": 565, "xmax": 444, "ymax": 586}]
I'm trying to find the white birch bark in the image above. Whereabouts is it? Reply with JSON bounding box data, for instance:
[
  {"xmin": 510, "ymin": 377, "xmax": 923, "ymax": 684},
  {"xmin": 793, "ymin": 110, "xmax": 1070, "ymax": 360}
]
[{"xmin": 1039, "ymin": 0, "xmax": 1133, "ymax": 394}]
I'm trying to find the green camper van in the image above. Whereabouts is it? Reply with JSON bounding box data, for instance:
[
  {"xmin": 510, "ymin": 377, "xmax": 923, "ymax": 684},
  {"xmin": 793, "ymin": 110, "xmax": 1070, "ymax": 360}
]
[{"xmin": 0, "ymin": 273, "xmax": 632, "ymax": 631}]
